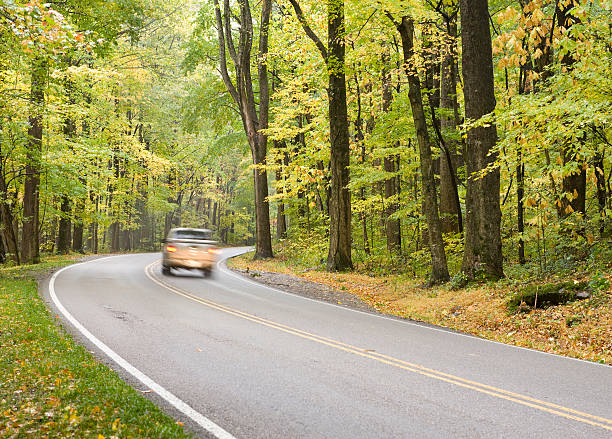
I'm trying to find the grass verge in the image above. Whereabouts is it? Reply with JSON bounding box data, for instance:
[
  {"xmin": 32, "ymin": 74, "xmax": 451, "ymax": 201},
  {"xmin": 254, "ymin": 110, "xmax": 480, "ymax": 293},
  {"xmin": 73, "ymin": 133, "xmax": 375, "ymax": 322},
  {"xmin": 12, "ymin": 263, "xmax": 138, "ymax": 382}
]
[
  {"xmin": 228, "ymin": 251, "xmax": 612, "ymax": 365},
  {"xmin": 0, "ymin": 255, "xmax": 193, "ymax": 438}
]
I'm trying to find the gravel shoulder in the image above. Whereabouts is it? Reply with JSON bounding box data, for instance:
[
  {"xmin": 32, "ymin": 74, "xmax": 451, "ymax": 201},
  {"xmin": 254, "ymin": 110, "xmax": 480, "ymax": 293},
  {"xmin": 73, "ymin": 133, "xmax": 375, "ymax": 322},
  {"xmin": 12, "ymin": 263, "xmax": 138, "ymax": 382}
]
[{"xmin": 227, "ymin": 266, "xmax": 379, "ymax": 314}]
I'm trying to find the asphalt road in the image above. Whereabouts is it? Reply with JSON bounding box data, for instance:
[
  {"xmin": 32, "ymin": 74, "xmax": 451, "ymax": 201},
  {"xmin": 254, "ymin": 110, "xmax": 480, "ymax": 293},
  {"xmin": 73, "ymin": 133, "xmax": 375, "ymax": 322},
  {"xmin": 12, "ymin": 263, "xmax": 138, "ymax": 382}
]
[{"xmin": 43, "ymin": 249, "xmax": 612, "ymax": 438}]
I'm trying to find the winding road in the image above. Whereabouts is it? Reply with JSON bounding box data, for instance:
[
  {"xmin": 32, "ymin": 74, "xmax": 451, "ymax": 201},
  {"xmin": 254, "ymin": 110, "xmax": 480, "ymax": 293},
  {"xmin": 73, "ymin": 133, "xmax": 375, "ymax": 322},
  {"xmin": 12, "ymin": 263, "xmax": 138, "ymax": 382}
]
[{"xmin": 42, "ymin": 249, "xmax": 612, "ymax": 438}]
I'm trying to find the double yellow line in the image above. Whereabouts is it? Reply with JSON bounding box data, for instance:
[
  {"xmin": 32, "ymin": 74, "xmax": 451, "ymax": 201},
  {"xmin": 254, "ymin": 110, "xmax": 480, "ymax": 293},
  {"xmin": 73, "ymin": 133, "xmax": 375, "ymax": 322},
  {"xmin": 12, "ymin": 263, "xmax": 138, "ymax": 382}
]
[{"xmin": 145, "ymin": 260, "xmax": 612, "ymax": 432}]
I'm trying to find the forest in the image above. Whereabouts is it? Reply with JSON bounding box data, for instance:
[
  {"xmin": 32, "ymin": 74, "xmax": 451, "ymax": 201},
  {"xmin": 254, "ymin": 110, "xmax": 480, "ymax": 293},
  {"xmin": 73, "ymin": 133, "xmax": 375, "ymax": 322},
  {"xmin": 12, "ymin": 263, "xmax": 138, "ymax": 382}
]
[{"xmin": 1, "ymin": 0, "xmax": 610, "ymax": 285}]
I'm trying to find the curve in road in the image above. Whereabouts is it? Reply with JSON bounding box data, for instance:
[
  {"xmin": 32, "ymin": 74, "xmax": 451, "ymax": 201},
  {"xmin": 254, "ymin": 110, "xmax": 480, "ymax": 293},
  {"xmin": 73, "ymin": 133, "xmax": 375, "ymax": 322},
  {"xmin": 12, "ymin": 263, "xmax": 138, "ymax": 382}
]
[{"xmin": 45, "ymin": 250, "xmax": 612, "ymax": 438}]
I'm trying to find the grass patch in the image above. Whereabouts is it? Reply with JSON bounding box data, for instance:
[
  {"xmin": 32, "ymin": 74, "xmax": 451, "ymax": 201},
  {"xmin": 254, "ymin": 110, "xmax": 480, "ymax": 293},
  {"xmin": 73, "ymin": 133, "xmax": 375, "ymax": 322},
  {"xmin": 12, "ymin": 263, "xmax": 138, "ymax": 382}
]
[
  {"xmin": 228, "ymin": 251, "xmax": 612, "ymax": 365},
  {"xmin": 0, "ymin": 256, "xmax": 193, "ymax": 438}
]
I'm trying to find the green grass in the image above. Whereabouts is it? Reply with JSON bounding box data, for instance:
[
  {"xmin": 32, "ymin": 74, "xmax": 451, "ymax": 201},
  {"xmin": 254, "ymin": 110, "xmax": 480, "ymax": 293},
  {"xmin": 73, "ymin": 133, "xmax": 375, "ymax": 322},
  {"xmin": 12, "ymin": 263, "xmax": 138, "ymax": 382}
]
[{"xmin": 0, "ymin": 257, "xmax": 193, "ymax": 438}]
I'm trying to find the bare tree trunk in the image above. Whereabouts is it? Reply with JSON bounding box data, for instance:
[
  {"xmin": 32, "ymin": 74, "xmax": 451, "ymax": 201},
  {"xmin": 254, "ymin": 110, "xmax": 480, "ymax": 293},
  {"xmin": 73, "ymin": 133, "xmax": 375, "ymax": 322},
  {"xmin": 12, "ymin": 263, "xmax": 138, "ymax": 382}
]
[
  {"xmin": 460, "ymin": 0, "xmax": 503, "ymax": 279},
  {"xmin": 21, "ymin": 57, "xmax": 46, "ymax": 264},
  {"xmin": 392, "ymin": 16, "xmax": 449, "ymax": 283}
]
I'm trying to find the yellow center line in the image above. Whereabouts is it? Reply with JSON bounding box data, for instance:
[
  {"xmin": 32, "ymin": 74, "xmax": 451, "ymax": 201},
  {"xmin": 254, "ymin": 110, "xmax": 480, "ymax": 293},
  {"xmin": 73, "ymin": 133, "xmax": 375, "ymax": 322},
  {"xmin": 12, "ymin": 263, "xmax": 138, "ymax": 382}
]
[{"xmin": 144, "ymin": 260, "xmax": 612, "ymax": 432}]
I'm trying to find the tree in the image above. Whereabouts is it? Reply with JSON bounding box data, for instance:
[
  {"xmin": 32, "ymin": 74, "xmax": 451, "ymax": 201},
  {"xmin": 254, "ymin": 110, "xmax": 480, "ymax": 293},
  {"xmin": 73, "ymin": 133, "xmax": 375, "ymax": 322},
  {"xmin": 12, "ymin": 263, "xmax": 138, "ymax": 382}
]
[
  {"xmin": 459, "ymin": 0, "xmax": 503, "ymax": 279},
  {"xmin": 388, "ymin": 14, "xmax": 449, "ymax": 283},
  {"xmin": 211, "ymin": 0, "xmax": 274, "ymax": 259},
  {"xmin": 288, "ymin": 0, "xmax": 353, "ymax": 271}
]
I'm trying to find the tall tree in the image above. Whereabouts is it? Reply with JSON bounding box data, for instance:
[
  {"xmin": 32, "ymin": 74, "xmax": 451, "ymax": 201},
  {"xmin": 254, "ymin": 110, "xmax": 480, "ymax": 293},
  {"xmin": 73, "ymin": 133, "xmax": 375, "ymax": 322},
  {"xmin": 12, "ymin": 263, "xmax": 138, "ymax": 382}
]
[
  {"xmin": 460, "ymin": 0, "xmax": 503, "ymax": 279},
  {"xmin": 288, "ymin": 0, "xmax": 353, "ymax": 271},
  {"xmin": 212, "ymin": 0, "xmax": 274, "ymax": 259},
  {"xmin": 381, "ymin": 49, "xmax": 402, "ymax": 253},
  {"xmin": 21, "ymin": 57, "xmax": 46, "ymax": 264},
  {"xmin": 437, "ymin": 10, "xmax": 462, "ymax": 235},
  {"xmin": 388, "ymin": 15, "xmax": 449, "ymax": 283},
  {"xmin": 555, "ymin": 0, "xmax": 586, "ymax": 220}
]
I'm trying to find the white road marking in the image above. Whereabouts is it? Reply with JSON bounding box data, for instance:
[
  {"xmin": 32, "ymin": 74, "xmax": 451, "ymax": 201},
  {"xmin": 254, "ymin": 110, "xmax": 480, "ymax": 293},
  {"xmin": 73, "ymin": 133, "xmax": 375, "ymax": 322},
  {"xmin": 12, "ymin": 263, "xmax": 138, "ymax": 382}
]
[
  {"xmin": 217, "ymin": 249, "xmax": 610, "ymax": 369},
  {"xmin": 48, "ymin": 259, "xmax": 237, "ymax": 439}
]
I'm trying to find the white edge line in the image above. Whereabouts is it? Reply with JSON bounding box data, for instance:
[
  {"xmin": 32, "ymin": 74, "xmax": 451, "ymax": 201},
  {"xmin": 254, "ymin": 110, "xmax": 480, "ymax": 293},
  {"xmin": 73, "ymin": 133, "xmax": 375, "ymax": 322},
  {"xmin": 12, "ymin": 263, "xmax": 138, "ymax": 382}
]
[
  {"xmin": 217, "ymin": 248, "xmax": 611, "ymax": 369},
  {"xmin": 48, "ymin": 258, "xmax": 237, "ymax": 439}
]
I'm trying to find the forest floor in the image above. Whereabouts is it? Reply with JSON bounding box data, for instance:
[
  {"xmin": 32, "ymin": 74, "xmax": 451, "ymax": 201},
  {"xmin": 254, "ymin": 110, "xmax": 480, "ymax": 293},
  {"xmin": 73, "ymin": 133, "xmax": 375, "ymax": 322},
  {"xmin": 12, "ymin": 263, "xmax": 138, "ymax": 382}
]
[
  {"xmin": 0, "ymin": 255, "xmax": 193, "ymax": 438},
  {"xmin": 227, "ymin": 252, "xmax": 612, "ymax": 365}
]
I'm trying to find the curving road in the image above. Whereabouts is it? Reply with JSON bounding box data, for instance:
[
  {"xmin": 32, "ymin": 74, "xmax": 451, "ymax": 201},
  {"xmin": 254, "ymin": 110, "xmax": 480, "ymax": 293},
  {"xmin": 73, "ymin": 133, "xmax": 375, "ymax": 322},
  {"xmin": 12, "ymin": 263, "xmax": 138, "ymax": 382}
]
[{"xmin": 42, "ymin": 250, "xmax": 612, "ymax": 438}]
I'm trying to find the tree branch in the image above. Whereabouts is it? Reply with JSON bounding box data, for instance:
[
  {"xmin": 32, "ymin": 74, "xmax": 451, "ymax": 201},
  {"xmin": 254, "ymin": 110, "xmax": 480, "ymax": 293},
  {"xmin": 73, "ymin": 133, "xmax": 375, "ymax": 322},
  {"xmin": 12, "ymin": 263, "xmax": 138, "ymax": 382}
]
[
  {"xmin": 287, "ymin": 0, "xmax": 328, "ymax": 61},
  {"xmin": 212, "ymin": 0, "xmax": 240, "ymax": 105}
]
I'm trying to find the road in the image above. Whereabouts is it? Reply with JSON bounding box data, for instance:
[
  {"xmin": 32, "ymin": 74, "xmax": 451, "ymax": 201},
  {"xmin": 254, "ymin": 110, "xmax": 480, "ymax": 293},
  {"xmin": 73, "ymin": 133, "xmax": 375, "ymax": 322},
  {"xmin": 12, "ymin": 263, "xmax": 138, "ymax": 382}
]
[{"xmin": 43, "ymin": 249, "xmax": 612, "ymax": 438}]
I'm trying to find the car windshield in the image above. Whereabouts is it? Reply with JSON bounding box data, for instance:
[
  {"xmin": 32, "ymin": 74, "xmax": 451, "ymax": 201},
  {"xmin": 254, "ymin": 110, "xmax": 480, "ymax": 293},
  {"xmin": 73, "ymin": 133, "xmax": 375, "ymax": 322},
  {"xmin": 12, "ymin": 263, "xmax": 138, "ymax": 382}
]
[{"xmin": 171, "ymin": 230, "xmax": 212, "ymax": 240}]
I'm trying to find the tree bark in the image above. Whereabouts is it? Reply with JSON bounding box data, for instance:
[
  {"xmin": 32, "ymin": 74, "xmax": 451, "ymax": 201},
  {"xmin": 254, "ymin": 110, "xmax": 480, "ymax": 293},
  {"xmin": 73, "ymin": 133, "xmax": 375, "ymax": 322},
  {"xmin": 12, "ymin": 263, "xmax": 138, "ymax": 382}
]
[
  {"xmin": 56, "ymin": 195, "xmax": 72, "ymax": 254},
  {"xmin": 381, "ymin": 50, "xmax": 401, "ymax": 253},
  {"xmin": 325, "ymin": 0, "xmax": 352, "ymax": 271},
  {"xmin": 395, "ymin": 16, "xmax": 449, "ymax": 283},
  {"xmin": 72, "ymin": 199, "xmax": 85, "ymax": 253},
  {"xmin": 517, "ymin": 159, "xmax": 526, "ymax": 264},
  {"xmin": 275, "ymin": 144, "xmax": 288, "ymax": 239},
  {"xmin": 555, "ymin": 0, "xmax": 586, "ymax": 220},
  {"xmin": 460, "ymin": 0, "xmax": 503, "ymax": 279},
  {"xmin": 594, "ymin": 151, "xmax": 607, "ymax": 236},
  {"xmin": 0, "ymin": 128, "xmax": 20, "ymax": 264},
  {"xmin": 58, "ymin": 83, "xmax": 77, "ymax": 255},
  {"xmin": 438, "ymin": 20, "xmax": 462, "ymax": 234},
  {"xmin": 21, "ymin": 57, "xmax": 46, "ymax": 264},
  {"xmin": 288, "ymin": 0, "xmax": 353, "ymax": 271},
  {"xmin": 212, "ymin": 0, "xmax": 273, "ymax": 259}
]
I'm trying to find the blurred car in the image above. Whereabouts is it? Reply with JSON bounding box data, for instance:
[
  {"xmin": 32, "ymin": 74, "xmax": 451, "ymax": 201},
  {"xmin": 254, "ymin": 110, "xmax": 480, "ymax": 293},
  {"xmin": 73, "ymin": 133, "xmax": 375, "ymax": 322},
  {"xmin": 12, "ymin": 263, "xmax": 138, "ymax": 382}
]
[{"xmin": 161, "ymin": 228, "xmax": 220, "ymax": 277}]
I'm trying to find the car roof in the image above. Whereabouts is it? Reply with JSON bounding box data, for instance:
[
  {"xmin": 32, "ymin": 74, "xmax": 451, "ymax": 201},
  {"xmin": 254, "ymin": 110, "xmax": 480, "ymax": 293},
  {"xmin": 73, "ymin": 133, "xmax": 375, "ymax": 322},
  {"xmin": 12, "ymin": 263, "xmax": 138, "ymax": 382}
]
[{"xmin": 169, "ymin": 228, "xmax": 212, "ymax": 233}]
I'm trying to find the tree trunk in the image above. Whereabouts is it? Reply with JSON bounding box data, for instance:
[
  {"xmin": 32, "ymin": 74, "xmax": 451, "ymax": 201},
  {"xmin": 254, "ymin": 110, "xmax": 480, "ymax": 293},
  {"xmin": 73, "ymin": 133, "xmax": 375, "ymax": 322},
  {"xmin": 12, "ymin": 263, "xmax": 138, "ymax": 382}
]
[
  {"xmin": 252, "ymin": 139, "xmax": 273, "ymax": 258},
  {"xmin": 326, "ymin": 0, "xmax": 352, "ymax": 271},
  {"xmin": 438, "ymin": 20, "xmax": 462, "ymax": 234},
  {"xmin": 72, "ymin": 199, "xmax": 85, "ymax": 253},
  {"xmin": 0, "ymin": 203, "xmax": 19, "ymax": 264},
  {"xmin": 288, "ymin": 0, "xmax": 352, "ymax": 270},
  {"xmin": 381, "ymin": 50, "xmax": 401, "ymax": 253},
  {"xmin": 517, "ymin": 159, "xmax": 526, "ymax": 264},
  {"xmin": 21, "ymin": 57, "xmax": 46, "ymax": 264},
  {"xmin": 395, "ymin": 16, "xmax": 449, "ymax": 283},
  {"xmin": 110, "ymin": 222, "xmax": 120, "ymax": 252},
  {"xmin": 460, "ymin": 0, "xmax": 503, "ymax": 279},
  {"xmin": 0, "ymin": 152, "xmax": 20, "ymax": 264},
  {"xmin": 594, "ymin": 152, "xmax": 607, "ymax": 236},
  {"xmin": 276, "ymin": 171, "xmax": 287, "ymax": 239},
  {"xmin": 56, "ymin": 195, "xmax": 72, "ymax": 254},
  {"xmin": 559, "ymin": 150, "xmax": 587, "ymax": 218},
  {"xmin": 212, "ymin": 0, "xmax": 273, "ymax": 259},
  {"xmin": 555, "ymin": 0, "xmax": 586, "ymax": 220},
  {"xmin": 275, "ymin": 149, "xmax": 288, "ymax": 239}
]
